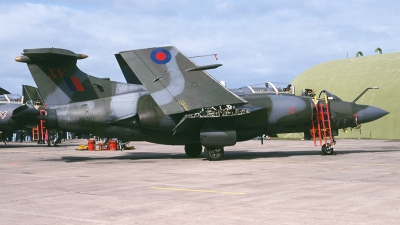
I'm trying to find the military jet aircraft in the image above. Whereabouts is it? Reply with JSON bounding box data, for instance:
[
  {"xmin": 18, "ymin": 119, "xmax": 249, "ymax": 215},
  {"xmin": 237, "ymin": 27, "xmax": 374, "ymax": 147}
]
[
  {"xmin": 0, "ymin": 87, "xmax": 40, "ymax": 140},
  {"xmin": 15, "ymin": 46, "xmax": 388, "ymax": 160}
]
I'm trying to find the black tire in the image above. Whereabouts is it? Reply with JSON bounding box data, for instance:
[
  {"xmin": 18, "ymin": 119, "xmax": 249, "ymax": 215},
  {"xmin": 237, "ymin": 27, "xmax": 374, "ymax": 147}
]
[
  {"xmin": 321, "ymin": 143, "xmax": 334, "ymax": 155},
  {"xmin": 47, "ymin": 139, "xmax": 56, "ymax": 147},
  {"xmin": 204, "ymin": 147, "xmax": 224, "ymax": 161},
  {"xmin": 185, "ymin": 144, "xmax": 203, "ymax": 157}
]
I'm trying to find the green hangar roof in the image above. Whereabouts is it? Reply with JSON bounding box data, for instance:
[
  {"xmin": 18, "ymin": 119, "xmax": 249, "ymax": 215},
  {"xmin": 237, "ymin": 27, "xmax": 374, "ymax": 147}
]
[{"xmin": 291, "ymin": 51, "xmax": 400, "ymax": 139}]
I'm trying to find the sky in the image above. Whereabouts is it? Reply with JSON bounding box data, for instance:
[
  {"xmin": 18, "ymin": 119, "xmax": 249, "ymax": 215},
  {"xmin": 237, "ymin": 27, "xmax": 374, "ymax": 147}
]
[{"xmin": 1, "ymin": 0, "xmax": 399, "ymax": 94}]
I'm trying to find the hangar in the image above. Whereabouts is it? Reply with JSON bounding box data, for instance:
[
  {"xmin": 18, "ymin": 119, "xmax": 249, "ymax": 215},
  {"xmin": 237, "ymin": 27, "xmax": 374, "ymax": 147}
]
[{"xmin": 291, "ymin": 49, "xmax": 400, "ymax": 139}]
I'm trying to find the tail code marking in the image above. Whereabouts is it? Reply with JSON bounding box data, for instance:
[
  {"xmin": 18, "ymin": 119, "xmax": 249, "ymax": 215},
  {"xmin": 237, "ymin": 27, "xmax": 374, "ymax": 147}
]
[{"xmin": 48, "ymin": 68, "xmax": 66, "ymax": 79}]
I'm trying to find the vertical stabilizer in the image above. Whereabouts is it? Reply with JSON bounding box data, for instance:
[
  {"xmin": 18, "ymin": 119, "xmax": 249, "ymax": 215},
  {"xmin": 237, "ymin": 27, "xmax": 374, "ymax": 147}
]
[
  {"xmin": 16, "ymin": 48, "xmax": 142, "ymax": 106},
  {"xmin": 22, "ymin": 85, "xmax": 43, "ymax": 105}
]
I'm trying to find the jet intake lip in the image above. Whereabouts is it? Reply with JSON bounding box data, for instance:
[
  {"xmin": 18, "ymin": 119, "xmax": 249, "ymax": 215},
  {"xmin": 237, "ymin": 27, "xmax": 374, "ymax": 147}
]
[{"xmin": 356, "ymin": 106, "xmax": 389, "ymax": 123}]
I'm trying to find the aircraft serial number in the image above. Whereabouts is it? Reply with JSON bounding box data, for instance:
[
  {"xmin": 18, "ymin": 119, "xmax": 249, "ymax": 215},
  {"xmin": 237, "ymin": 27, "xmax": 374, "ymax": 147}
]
[{"xmin": 79, "ymin": 117, "xmax": 95, "ymax": 122}]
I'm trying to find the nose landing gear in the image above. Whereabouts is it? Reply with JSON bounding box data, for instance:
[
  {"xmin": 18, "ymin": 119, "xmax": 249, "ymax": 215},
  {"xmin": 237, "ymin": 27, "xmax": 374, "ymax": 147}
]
[
  {"xmin": 321, "ymin": 139, "xmax": 336, "ymax": 155},
  {"xmin": 321, "ymin": 143, "xmax": 336, "ymax": 155}
]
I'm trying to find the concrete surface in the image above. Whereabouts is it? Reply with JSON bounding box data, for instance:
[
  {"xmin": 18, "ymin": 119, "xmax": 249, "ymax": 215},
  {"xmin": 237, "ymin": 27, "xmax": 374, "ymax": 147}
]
[{"xmin": 0, "ymin": 139, "xmax": 399, "ymax": 224}]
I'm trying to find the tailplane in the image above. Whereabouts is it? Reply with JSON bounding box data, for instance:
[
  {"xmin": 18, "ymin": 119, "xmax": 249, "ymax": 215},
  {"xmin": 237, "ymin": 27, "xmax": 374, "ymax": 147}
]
[{"xmin": 0, "ymin": 87, "xmax": 11, "ymax": 95}]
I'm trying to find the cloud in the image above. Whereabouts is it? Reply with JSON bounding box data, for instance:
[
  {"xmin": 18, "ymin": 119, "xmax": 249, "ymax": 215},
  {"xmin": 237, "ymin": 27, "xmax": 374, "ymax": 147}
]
[{"xmin": 1, "ymin": 0, "xmax": 400, "ymax": 94}]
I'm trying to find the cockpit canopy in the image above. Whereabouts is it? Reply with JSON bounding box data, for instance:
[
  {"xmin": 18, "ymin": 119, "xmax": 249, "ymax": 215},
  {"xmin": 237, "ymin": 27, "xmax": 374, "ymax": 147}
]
[
  {"xmin": 0, "ymin": 94, "xmax": 22, "ymax": 103},
  {"xmin": 318, "ymin": 90, "xmax": 342, "ymax": 101},
  {"xmin": 232, "ymin": 82, "xmax": 295, "ymax": 96}
]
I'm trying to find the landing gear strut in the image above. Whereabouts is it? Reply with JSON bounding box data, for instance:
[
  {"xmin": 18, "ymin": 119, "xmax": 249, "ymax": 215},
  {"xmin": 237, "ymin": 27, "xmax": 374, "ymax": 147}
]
[
  {"xmin": 118, "ymin": 140, "xmax": 130, "ymax": 151},
  {"xmin": 321, "ymin": 143, "xmax": 336, "ymax": 155},
  {"xmin": 204, "ymin": 147, "xmax": 224, "ymax": 161},
  {"xmin": 185, "ymin": 144, "xmax": 203, "ymax": 157}
]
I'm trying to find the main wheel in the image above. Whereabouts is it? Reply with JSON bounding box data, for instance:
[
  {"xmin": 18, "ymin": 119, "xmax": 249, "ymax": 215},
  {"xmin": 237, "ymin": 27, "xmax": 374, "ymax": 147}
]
[
  {"xmin": 47, "ymin": 139, "xmax": 56, "ymax": 147},
  {"xmin": 321, "ymin": 143, "xmax": 334, "ymax": 155},
  {"xmin": 204, "ymin": 147, "xmax": 224, "ymax": 161},
  {"xmin": 185, "ymin": 144, "xmax": 203, "ymax": 157}
]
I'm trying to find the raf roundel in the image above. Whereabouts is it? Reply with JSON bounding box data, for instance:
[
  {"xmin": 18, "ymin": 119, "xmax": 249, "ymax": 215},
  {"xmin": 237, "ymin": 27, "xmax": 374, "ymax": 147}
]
[{"xmin": 150, "ymin": 48, "xmax": 172, "ymax": 64}]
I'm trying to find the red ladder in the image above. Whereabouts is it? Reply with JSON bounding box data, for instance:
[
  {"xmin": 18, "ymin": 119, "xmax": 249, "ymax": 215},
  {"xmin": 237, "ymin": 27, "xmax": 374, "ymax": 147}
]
[
  {"xmin": 310, "ymin": 95, "xmax": 334, "ymax": 147},
  {"xmin": 32, "ymin": 109, "xmax": 48, "ymax": 143}
]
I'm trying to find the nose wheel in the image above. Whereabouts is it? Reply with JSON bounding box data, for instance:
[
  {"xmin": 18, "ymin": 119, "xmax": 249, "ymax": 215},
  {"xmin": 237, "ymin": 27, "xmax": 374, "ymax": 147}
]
[{"xmin": 321, "ymin": 143, "xmax": 336, "ymax": 155}]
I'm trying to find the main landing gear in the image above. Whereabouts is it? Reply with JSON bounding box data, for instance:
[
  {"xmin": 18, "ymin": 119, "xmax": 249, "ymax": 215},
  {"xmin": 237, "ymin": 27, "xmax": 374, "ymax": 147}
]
[
  {"xmin": 204, "ymin": 147, "xmax": 224, "ymax": 161},
  {"xmin": 184, "ymin": 144, "xmax": 203, "ymax": 157},
  {"xmin": 184, "ymin": 144, "xmax": 225, "ymax": 161}
]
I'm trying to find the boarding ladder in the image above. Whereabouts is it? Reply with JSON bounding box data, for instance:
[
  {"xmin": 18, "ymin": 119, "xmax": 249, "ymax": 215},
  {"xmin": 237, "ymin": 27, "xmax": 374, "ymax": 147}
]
[
  {"xmin": 310, "ymin": 95, "xmax": 334, "ymax": 147},
  {"xmin": 32, "ymin": 109, "xmax": 48, "ymax": 143}
]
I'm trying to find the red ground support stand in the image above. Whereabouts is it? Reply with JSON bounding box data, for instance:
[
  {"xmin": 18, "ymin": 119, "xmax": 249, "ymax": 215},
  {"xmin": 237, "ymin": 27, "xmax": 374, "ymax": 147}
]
[
  {"xmin": 87, "ymin": 140, "xmax": 120, "ymax": 151},
  {"xmin": 109, "ymin": 140, "xmax": 117, "ymax": 151},
  {"xmin": 87, "ymin": 140, "xmax": 95, "ymax": 151}
]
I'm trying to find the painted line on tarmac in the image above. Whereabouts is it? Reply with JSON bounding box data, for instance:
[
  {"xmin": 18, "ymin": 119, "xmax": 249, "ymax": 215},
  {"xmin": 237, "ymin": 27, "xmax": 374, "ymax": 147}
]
[
  {"xmin": 151, "ymin": 186, "xmax": 246, "ymax": 195},
  {"xmin": 0, "ymin": 209, "xmax": 106, "ymax": 223},
  {"xmin": 250, "ymin": 159, "xmax": 400, "ymax": 167},
  {"xmin": 338, "ymin": 170, "xmax": 374, "ymax": 174}
]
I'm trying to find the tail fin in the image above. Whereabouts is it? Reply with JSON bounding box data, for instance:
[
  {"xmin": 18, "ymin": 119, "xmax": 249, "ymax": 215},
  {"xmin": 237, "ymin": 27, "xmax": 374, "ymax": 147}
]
[
  {"xmin": 22, "ymin": 85, "xmax": 43, "ymax": 105},
  {"xmin": 16, "ymin": 48, "xmax": 141, "ymax": 106},
  {"xmin": 116, "ymin": 46, "xmax": 247, "ymax": 115}
]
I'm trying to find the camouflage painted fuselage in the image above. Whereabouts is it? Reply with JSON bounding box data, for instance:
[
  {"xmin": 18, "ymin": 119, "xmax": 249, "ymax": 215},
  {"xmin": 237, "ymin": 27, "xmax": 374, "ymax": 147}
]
[
  {"xmin": 16, "ymin": 46, "xmax": 388, "ymax": 148},
  {"xmin": 43, "ymin": 89, "xmax": 380, "ymax": 145}
]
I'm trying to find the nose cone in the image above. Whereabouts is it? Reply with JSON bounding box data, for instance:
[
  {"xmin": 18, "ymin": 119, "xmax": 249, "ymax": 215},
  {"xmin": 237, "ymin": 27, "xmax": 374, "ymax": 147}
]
[{"xmin": 356, "ymin": 106, "xmax": 389, "ymax": 123}]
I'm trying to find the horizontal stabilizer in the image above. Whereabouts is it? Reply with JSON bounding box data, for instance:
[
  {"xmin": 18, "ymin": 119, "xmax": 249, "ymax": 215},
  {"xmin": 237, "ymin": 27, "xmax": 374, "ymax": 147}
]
[
  {"xmin": 0, "ymin": 87, "xmax": 11, "ymax": 95},
  {"xmin": 117, "ymin": 46, "xmax": 247, "ymax": 115},
  {"xmin": 15, "ymin": 48, "xmax": 87, "ymax": 62}
]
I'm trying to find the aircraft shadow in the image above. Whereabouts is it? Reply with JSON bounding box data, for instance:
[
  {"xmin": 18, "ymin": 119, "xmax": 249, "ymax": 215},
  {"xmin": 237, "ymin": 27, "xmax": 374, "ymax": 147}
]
[
  {"xmin": 59, "ymin": 152, "xmax": 188, "ymax": 163},
  {"xmin": 221, "ymin": 149, "xmax": 400, "ymax": 160},
  {"xmin": 55, "ymin": 149, "xmax": 400, "ymax": 163},
  {"xmin": 0, "ymin": 143, "xmax": 49, "ymax": 148},
  {"xmin": 0, "ymin": 143, "xmax": 81, "ymax": 149}
]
